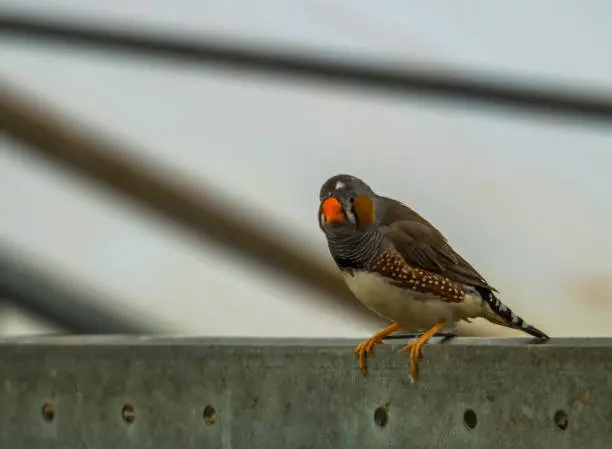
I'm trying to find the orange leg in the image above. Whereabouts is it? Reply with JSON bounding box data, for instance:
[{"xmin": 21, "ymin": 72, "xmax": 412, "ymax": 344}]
[
  {"xmin": 354, "ymin": 322, "xmax": 402, "ymax": 376},
  {"xmin": 400, "ymin": 321, "xmax": 447, "ymax": 381}
]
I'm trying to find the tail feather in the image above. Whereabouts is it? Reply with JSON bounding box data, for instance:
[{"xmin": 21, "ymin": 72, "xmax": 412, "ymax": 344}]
[{"xmin": 476, "ymin": 287, "xmax": 550, "ymax": 340}]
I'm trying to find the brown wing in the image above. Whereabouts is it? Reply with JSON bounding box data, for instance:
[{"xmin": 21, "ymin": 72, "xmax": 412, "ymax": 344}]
[{"xmin": 377, "ymin": 196, "xmax": 497, "ymax": 292}]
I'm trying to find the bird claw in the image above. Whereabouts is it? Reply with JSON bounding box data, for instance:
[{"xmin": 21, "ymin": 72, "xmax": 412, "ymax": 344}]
[
  {"xmin": 400, "ymin": 322, "xmax": 448, "ymax": 382},
  {"xmin": 354, "ymin": 337, "xmax": 383, "ymax": 376},
  {"xmin": 353, "ymin": 323, "xmax": 403, "ymax": 376},
  {"xmin": 401, "ymin": 341, "xmax": 425, "ymax": 381}
]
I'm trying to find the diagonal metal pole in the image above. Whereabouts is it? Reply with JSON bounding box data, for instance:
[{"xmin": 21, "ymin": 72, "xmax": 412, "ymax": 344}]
[
  {"xmin": 1, "ymin": 11, "xmax": 612, "ymax": 124},
  {"xmin": 0, "ymin": 80, "xmax": 385, "ymax": 327}
]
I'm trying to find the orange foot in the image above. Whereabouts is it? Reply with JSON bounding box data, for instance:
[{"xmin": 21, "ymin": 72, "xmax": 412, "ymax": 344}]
[
  {"xmin": 400, "ymin": 321, "xmax": 447, "ymax": 382},
  {"xmin": 354, "ymin": 322, "xmax": 401, "ymax": 376}
]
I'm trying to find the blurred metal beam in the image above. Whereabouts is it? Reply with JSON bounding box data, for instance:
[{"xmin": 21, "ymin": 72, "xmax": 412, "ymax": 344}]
[
  {"xmin": 0, "ymin": 245, "xmax": 161, "ymax": 334},
  {"xmin": 1, "ymin": 11, "xmax": 612, "ymax": 124},
  {"xmin": 0, "ymin": 80, "xmax": 387, "ymax": 328}
]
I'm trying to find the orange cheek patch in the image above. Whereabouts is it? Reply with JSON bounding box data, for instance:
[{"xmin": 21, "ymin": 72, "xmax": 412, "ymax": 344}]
[
  {"xmin": 322, "ymin": 197, "xmax": 345, "ymax": 223},
  {"xmin": 354, "ymin": 195, "xmax": 375, "ymax": 227}
]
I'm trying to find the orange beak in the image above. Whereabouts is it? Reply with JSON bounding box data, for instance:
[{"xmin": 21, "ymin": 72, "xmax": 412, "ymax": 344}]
[{"xmin": 321, "ymin": 197, "xmax": 345, "ymax": 223}]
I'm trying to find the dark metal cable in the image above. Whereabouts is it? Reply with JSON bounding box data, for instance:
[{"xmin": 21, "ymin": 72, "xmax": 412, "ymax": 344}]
[{"xmin": 1, "ymin": 11, "xmax": 612, "ymax": 124}]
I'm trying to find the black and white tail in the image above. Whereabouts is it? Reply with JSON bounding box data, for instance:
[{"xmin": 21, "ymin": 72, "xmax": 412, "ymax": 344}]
[{"xmin": 476, "ymin": 287, "xmax": 550, "ymax": 340}]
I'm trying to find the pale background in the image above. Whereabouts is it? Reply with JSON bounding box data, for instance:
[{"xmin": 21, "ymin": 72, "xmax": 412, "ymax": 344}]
[{"xmin": 1, "ymin": 0, "xmax": 611, "ymax": 337}]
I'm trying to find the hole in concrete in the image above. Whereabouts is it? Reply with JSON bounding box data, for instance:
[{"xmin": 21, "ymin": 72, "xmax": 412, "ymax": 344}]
[
  {"xmin": 41, "ymin": 403, "xmax": 55, "ymax": 422},
  {"xmin": 463, "ymin": 409, "xmax": 477, "ymax": 430},
  {"xmin": 374, "ymin": 406, "xmax": 389, "ymax": 428},
  {"xmin": 554, "ymin": 410, "xmax": 568, "ymax": 431},
  {"xmin": 122, "ymin": 404, "xmax": 136, "ymax": 424},
  {"xmin": 203, "ymin": 405, "xmax": 217, "ymax": 425}
]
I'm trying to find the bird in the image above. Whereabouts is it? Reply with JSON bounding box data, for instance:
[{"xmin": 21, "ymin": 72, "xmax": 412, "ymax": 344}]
[{"xmin": 317, "ymin": 173, "xmax": 550, "ymax": 381}]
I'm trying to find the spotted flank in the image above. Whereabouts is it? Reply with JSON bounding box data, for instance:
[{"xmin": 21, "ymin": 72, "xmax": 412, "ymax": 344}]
[
  {"xmin": 477, "ymin": 287, "xmax": 550, "ymax": 340},
  {"xmin": 370, "ymin": 251, "xmax": 465, "ymax": 303}
]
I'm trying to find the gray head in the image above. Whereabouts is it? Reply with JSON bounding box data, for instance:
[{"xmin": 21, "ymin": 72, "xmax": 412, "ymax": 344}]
[
  {"xmin": 317, "ymin": 174, "xmax": 378, "ymax": 234},
  {"xmin": 317, "ymin": 174, "xmax": 384, "ymax": 268}
]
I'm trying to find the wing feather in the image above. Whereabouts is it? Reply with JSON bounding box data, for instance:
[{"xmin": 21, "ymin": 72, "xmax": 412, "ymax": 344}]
[{"xmin": 377, "ymin": 196, "xmax": 497, "ymax": 292}]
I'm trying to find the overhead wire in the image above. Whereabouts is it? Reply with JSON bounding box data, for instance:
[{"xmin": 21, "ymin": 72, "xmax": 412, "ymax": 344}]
[{"xmin": 1, "ymin": 11, "xmax": 611, "ymax": 124}]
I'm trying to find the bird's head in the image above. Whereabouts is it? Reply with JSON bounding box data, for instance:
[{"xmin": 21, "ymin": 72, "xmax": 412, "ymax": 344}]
[{"xmin": 318, "ymin": 174, "xmax": 378, "ymax": 236}]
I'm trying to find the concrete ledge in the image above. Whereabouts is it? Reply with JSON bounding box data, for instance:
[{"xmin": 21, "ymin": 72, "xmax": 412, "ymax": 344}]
[{"xmin": 0, "ymin": 337, "xmax": 610, "ymax": 449}]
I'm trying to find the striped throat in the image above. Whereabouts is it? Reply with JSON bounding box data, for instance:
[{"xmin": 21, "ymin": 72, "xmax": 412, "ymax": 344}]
[{"xmin": 324, "ymin": 226, "xmax": 385, "ymax": 273}]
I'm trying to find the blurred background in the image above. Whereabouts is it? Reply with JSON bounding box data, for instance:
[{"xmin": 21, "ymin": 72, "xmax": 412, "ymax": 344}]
[{"xmin": 1, "ymin": 0, "xmax": 611, "ymax": 339}]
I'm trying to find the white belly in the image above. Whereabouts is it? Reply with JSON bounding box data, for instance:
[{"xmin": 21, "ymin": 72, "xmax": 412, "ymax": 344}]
[{"xmin": 343, "ymin": 271, "xmax": 478, "ymax": 331}]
